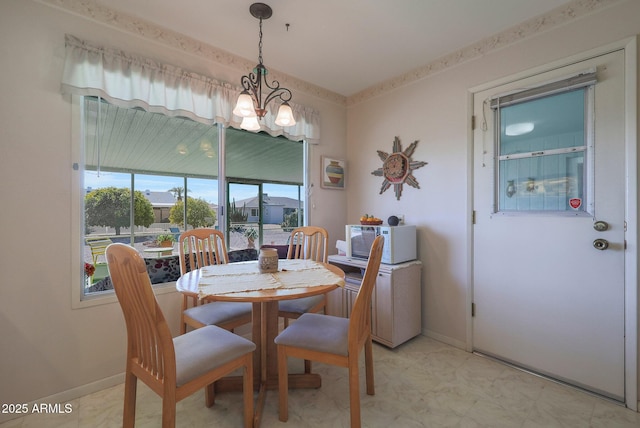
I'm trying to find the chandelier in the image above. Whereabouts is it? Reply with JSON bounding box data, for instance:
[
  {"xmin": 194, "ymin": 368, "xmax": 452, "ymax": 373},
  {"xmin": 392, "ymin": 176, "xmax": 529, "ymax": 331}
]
[{"xmin": 233, "ymin": 2, "xmax": 296, "ymax": 131}]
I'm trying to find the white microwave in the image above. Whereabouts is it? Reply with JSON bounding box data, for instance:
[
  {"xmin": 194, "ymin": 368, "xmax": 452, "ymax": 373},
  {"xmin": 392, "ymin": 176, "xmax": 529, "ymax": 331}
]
[{"xmin": 345, "ymin": 224, "xmax": 416, "ymax": 264}]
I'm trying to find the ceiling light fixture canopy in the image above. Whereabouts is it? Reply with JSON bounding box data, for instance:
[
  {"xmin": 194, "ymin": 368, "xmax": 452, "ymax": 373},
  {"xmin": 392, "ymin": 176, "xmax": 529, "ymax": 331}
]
[{"xmin": 233, "ymin": 2, "xmax": 296, "ymax": 130}]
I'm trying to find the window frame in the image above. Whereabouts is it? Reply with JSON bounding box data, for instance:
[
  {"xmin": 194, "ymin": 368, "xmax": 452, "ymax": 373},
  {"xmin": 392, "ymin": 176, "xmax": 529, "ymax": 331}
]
[
  {"xmin": 71, "ymin": 97, "xmax": 176, "ymax": 308},
  {"xmin": 491, "ymin": 82, "xmax": 596, "ymax": 216},
  {"xmin": 72, "ymin": 96, "xmax": 307, "ymax": 307}
]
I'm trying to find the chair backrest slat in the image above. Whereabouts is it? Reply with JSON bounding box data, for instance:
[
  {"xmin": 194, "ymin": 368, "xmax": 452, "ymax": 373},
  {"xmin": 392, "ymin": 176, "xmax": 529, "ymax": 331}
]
[
  {"xmin": 287, "ymin": 226, "xmax": 329, "ymax": 263},
  {"xmin": 348, "ymin": 235, "xmax": 384, "ymax": 348},
  {"xmin": 178, "ymin": 228, "xmax": 229, "ymax": 275}
]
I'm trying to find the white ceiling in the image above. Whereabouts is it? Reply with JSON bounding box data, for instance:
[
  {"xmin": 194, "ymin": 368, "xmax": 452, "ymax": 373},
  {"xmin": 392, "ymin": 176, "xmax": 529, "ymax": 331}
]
[{"xmin": 96, "ymin": 0, "xmax": 573, "ymax": 97}]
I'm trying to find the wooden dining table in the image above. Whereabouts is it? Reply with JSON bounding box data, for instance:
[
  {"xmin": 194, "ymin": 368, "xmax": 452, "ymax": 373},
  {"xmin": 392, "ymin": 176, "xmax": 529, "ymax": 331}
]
[{"xmin": 176, "ymin": 258, "xmax": 345, "ymax": 427}]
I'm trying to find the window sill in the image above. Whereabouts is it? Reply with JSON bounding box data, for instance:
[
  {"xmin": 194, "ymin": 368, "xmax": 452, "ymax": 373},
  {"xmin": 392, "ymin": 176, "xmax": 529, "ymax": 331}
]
[{"xmin": 72, "ymin": 281, "xmax": 177, "ymax": 309}]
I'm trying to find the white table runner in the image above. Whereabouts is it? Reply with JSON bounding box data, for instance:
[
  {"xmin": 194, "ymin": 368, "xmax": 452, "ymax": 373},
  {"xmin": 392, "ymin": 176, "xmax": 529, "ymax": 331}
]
[{"xmin": 198, "ymin": 259, "xmax": 345, "ymax": 297}]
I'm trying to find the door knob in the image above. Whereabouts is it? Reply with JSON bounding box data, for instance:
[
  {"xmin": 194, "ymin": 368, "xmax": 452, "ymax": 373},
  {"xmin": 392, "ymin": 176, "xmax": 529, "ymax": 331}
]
[{"xmin": 593, "ymin": 238, "xmax": 609, "ymax": 250}]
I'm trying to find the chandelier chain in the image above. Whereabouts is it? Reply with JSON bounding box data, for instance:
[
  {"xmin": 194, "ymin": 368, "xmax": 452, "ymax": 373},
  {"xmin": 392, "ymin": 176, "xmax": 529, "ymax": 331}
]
[
  {"xmin": 258, "ymin": 17, "xmax": 264, "ymax": 65},
  {"xmin": 233, "ymin": 2, "xmax": 295, "ymax": 127}
]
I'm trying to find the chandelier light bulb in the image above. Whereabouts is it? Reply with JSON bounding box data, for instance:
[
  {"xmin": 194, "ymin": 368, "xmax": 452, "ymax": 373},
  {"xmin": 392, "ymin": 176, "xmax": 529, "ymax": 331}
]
[
  {"xmin": 274, "ymin": 102, "xmax": 296, "ymax": 127},
  {"xmin": 241, "ymin": 115, "xmax": 261, "ymax": 131},
  {"xmin": 233, "ymin": 91, "xmax": 257, "ymax": 118},
  {"xmin": 176, "ymin": 143, "xmax": 189, "ymax": 155}
]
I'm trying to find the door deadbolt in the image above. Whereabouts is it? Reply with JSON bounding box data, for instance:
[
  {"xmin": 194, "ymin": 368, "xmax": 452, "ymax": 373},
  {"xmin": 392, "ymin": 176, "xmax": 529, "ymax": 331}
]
[
  {"xmin": 593, "ymin": 221, "xmax": 609, "ymax": 232},
  {"xmin": 593, "ymin": 238, "xmax": 609, "ymax": 250}
]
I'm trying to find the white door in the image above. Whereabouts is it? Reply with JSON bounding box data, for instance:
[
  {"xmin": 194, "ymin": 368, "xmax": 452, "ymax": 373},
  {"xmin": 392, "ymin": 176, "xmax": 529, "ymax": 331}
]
[{"xmin": 472, "ymin": 50, "xmax": 626, "ymax": 401}]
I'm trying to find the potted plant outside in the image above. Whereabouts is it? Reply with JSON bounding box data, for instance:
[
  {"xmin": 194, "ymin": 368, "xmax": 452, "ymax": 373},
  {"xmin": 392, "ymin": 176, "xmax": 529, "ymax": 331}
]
[
  {"xmin": 156, "ymin": 233, "xmax": 176, "ymax": 248},
  {"xmin": 244, "ymin": 228, "xmax": 258, "ymax": 249}
]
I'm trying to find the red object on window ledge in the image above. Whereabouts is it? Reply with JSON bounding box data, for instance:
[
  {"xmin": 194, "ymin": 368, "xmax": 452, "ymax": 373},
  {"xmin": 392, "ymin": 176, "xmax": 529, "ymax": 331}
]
[{"xmin": 84, "ymin": 262, "xmax": 95, "ymax": 277}]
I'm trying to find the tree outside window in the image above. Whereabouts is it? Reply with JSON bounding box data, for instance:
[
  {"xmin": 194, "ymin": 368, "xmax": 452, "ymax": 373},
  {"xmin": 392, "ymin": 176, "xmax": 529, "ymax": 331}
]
[
  {"xmin": 85, "ymin": 187, "xmax": 154, "ymax": 235},
  {"xmin": 169, "ymin": 197, "xmax": 216, "ymax": 229}
]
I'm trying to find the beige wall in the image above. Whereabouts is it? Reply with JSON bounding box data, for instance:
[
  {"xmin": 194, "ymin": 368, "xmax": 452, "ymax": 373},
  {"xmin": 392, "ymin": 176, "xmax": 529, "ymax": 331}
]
[
  {"xmin": 0, "ymin": 0, "xmax": 347, "ymax": 412},
  {"xmin": 346, "ymin": 0, "xmax": 640, "ymax": 404},
  {"xmin": 1, "ymin": 0, "xmax": 639, "ymax": 416}
]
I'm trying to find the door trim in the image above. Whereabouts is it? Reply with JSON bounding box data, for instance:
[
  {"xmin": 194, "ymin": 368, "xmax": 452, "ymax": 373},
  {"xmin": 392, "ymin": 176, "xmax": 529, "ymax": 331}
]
[{"xmin": 467, "ymin": 37, "xmax": 637, "ymax": 410}]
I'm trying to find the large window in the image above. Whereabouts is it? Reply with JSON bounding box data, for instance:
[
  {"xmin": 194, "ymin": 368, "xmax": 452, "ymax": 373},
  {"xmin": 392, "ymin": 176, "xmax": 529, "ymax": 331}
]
[{"xmin": 81, "ymin": 97, "xmax": 305, "ymax": 298}]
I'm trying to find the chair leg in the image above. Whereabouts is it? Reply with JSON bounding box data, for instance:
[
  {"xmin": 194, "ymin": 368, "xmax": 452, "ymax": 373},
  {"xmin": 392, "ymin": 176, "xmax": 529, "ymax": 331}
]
[
  {"xmin": 205, "ymin": 382, "xmax": 215, "ymax": 407},
  {"xmin": 364, "ymin": 336, "xmax": 375, "ymax": 395},
  {"xmin": 180, "ymin": 295, "xmax": 189, "ymax": 335},
  {"xmin": 348, "ymin": 357, "xmax": 361, "ymax": 428},
  {"xmin": 277, "ymin": 345, "xmax": 289, "ymax": 422},
  {"xmin": 304, "ymin": 359, "xmax": 312, "ymax": 373},
  {"xmin": 122, "ymin": 371, "xmax": 137, "ymax": 428},
  {"xmin": 161, "ymin": 393, "xmax": 177, "ymax": 428},
  {"xmin": 242, "ymin": 356, "xmax": 254, "ymax": 428}
]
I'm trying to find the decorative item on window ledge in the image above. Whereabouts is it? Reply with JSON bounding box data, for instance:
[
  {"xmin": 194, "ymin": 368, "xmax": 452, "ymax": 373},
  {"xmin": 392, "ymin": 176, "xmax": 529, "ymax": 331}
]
[
  {"xmin": 84, "ymin": 262, "xmax": 95, "ymax": 278},
  {"xmin": 233, "ymin": 2, "xmax": 296, "ymax": 131},
  {"xmin": 371, "ymin": 136, "xmax": 427, "ymax": 200},
  {"xmin": 84, "ymin": 262, "xmax": 95, "ymax": 288}
]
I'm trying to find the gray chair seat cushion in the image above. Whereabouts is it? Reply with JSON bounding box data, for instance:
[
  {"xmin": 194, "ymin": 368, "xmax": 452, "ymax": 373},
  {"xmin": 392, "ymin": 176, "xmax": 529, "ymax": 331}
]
[
  {"xmin": 278, "ymin": 295, "xmax": 324, "ymax": 314},
  {"xmin": 183, "ymin": 301, "xmax": 252, "ymax": 326},
  {"xmin": 274, "ymin": 313, "xmax": 349, "ymax": 356},
  {"xmin": 174, "ymin": 325, "xmax": 255, "ymax": 386}
]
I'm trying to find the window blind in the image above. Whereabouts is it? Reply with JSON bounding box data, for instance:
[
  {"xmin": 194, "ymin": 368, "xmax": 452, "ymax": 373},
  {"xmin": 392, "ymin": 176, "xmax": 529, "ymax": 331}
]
[{"xmin": 490, "ymin": 71, "xmax": 597, "ymax": 109}]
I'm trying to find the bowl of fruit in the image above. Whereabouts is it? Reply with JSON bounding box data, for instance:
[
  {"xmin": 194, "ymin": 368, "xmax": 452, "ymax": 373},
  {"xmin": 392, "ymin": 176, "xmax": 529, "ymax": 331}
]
[{"xmin": 359, "ymin": 214, "xmax": 383, "ymax": 225}]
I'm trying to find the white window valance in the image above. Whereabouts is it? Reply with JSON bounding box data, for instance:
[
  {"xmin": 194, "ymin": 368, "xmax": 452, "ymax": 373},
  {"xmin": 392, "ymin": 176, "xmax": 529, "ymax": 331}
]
[{"xmin": 61, "ymin": 34, "xmax": 320, "ymax": 143}]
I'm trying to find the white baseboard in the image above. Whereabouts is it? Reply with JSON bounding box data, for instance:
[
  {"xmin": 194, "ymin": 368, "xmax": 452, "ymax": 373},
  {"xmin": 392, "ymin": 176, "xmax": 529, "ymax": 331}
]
[
  {"xmin": 0, "ymin": 373, "xmax": 125, "ymax": 424},
  {"xmin": 423, "ymin": 329, "xmax": 467, "ymax": 351}
]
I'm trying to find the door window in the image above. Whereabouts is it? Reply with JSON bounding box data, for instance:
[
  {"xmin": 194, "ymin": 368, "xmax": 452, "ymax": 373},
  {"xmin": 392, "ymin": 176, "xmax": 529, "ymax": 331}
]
[{"xmin": 493, "ymin": 78, "xmax": 595, "ymax": 214}]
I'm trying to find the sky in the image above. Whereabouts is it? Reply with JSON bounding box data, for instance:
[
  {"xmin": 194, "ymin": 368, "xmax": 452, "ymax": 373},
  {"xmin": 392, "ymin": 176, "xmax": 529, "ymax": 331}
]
[{"xmin": 84, "ymin": 170, "xmax": 302, "ymax": 204}]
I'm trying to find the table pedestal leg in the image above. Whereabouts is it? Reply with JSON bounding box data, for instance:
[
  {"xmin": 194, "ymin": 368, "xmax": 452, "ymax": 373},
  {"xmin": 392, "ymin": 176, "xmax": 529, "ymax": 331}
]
[
  {"xmin": 214, "ymin": 301, "xmax": 322, "ymax": 427},
  {"xmin": 253, "ymin": 301, "xmax": 272, "ymax": 428}
]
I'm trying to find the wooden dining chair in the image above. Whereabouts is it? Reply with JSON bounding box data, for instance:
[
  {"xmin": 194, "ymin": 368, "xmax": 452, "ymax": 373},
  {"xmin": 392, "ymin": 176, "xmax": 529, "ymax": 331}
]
[
  {"xmin": 106, "ymin": 243, "xmax": 255, "ymax": 428},
  {"xmin": 178, "ymin": 228, "xmax": 252, "ymax": 334},
  {"xmin": 275, "ymin": 235, "xmax": 384, "ymax": 428},
  {"xmin": 278, "ymin": 226, "xmax": 330, "ymax": 328}
]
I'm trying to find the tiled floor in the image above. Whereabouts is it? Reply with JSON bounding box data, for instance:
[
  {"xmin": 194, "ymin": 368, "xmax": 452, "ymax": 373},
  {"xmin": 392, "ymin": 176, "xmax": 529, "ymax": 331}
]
[{"xmin": 2, "ymin": 335, "xmax": 639, "ymax": 427}]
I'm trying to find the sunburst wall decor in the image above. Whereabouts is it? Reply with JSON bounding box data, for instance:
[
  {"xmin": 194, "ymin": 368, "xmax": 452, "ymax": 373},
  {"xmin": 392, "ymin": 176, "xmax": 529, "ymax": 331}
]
[{"xmin": 371, "ymin": 136, "xmax": 427, "ymax": 200}]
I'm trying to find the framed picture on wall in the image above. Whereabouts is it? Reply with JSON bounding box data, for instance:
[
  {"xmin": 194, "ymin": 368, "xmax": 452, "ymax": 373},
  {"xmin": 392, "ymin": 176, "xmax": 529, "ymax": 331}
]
[{"xmin": 321, "ymin": 156, "xmax": 346, "ymax": 189}]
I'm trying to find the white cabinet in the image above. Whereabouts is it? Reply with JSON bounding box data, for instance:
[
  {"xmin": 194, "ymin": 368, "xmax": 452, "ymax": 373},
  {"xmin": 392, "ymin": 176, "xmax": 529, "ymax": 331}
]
[{"xmin": 327, "ymin": 255, "xmax": 422, "ymax": 348}]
